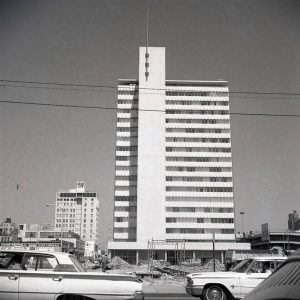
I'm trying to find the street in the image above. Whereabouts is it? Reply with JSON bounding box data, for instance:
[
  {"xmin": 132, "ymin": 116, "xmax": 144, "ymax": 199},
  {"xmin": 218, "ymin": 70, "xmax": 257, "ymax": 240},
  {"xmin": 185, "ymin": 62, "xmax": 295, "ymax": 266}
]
[{"xmin": 145, "ymin": 295, "xmax": 191, "ymax": 300}]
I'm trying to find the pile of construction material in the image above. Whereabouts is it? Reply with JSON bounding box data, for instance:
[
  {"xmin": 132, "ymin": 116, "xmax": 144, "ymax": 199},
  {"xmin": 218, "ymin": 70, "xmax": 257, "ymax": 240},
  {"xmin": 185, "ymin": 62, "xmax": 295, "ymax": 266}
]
[
  {"xmin": 98, "ymin": 256, "xmax": 225, "ymax": 283},
  {"xmin": 109, "ymin": 256, "xmax": 134, "ymax": 270},
  {"xmin": 148, "ymin": 258, "xmax": 224, "ymax": 275},
  {"xmin": 201, "ymin": 258, "xmax": 225, "ymax": 272}
]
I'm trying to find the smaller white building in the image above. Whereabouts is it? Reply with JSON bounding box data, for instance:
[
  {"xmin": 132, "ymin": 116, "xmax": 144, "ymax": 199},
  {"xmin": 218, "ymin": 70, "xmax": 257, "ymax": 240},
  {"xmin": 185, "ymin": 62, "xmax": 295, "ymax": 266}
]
[
  {"xmin": 54, "ymin": 181, "xmax": 100, "ymax": 246},
  {"xmin": 0, "ymin": 218, "xmax": 18, "ymax": 243}
]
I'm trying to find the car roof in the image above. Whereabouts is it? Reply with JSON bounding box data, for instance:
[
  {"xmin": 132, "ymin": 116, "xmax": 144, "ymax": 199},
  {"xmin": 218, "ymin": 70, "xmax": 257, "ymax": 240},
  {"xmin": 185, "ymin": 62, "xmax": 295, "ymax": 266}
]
[
  {"xmin": 0, "ymin": 249, "xmax": 70, "ymax": 258},
  {"xmin": 248, "ymin": 256, "xmax": 287, "ymax": 260}
]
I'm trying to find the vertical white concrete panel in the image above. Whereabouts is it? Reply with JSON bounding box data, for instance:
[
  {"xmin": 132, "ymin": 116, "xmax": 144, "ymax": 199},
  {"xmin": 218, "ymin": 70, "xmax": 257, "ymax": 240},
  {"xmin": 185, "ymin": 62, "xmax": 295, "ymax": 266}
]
[{"xmin": 137, "ymin": 47, "xmax": 166, "ymax": 242}]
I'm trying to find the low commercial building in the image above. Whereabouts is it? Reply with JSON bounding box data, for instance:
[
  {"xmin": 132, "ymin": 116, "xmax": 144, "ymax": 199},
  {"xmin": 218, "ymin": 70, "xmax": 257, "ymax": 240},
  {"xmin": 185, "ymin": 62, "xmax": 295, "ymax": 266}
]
[
  {"xmin": 245, "ymin": 230, "xmax": 300, "ymax": 253},
  {"xmin": 0, "ymin": 240, "xmax": 74, "ymax": 253},
  {"xmin": 17, "ymin": 223, "xmax": 85, "ymax": 258}
]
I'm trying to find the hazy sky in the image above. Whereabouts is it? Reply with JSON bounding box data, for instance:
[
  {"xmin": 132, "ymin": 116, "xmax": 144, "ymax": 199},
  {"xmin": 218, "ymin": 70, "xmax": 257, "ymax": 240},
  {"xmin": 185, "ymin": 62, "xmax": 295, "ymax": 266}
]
[{"xmin": 0, "ymin": 0, "xmax": 300, "ymax": 247}]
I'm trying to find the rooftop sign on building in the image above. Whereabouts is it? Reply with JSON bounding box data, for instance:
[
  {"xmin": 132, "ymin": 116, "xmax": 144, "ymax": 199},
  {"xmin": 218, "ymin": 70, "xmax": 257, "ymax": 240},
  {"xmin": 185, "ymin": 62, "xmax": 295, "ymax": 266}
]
[{"xmin": 76, "ymin": 181, "xmax": 85, "ymax": 193}]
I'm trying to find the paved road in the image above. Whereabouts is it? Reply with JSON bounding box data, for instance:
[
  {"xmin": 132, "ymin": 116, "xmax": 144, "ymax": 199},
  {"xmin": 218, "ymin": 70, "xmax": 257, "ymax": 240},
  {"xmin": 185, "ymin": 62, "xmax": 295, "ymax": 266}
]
[{"xmin": 145, "ymin": 293, "xmax": 191, "ymax": 299}]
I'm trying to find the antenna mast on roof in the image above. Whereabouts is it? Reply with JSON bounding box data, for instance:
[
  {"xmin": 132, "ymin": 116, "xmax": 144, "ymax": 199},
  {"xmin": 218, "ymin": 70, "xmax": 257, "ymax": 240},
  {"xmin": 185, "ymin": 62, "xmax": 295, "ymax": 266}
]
[{"xmin": 145, "ymin": 0, "xmax": 149, "ymax": 81}]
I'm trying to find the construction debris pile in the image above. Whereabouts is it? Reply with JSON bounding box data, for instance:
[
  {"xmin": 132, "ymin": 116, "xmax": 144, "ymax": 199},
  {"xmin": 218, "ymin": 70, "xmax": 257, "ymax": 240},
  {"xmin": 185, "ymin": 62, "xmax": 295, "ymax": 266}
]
[
  {"xmin": 95, "ymin": 257, "xmax": 225, "ymax": 284},
  {"xmin": 109, "ymin": 256, "xmax": 135, "ymax": 270}
]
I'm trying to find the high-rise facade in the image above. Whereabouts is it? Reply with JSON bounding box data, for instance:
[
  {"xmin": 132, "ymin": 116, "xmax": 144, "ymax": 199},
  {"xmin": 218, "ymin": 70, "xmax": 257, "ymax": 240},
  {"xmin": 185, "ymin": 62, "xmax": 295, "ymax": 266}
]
[
  {"xmin": 108, "ymin": 47, "xmax": 249, "ymax": 263},
  {"xmin": 288, "ymin": 210, "xmax": 300, "ymax": 231},
  {"xmin": 55, "ymin": 181, "xmax": 99, "ymax": 243}
]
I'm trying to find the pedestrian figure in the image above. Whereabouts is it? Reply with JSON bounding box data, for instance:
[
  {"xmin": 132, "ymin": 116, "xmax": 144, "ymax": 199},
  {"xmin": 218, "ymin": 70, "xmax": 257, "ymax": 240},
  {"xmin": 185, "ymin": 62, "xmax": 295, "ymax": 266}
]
[{"xmin": 101, "ymin": 253, "xmax": 109, "ymax": 272}]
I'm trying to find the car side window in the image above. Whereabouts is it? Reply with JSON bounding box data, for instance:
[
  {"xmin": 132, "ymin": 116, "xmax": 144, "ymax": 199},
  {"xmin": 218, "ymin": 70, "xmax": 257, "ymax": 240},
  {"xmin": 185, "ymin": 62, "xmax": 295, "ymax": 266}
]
[
  {"xmin": 0, "ymin": 253, "xmax": 23, "ymax": 270},
  {"xmin": 23, "ymin": 256, "xmax": 38, "ymax": 270},
  {"xmin": 22, "ymin": 254, "xmax": 60, "ymax": 272}
]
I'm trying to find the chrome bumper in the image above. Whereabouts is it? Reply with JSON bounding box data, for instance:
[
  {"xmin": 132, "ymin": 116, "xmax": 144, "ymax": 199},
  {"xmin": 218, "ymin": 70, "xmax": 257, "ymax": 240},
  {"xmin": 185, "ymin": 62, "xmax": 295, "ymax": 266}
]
[
  {"xmin": 185, "ymin": 285, "xmax": 204, "ymax": 297},
  {"xmin": 134, "ymin": 291, "xmax": 144, "ymax": 300}
]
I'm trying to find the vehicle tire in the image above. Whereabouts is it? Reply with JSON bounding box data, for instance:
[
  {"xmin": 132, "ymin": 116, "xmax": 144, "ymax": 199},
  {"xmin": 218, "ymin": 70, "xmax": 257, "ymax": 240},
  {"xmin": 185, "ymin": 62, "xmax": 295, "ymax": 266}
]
[{"xmin": 203, "ymin": 285, "xmax": 227, "ymax": 300}]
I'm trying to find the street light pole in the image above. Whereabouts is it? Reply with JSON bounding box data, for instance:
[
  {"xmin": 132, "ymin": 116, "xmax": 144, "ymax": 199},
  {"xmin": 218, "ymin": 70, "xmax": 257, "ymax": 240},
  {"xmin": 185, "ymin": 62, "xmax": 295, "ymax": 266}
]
[{"xmin": 240, "ymin": 212, "xmax": 245, "ymax": 236}]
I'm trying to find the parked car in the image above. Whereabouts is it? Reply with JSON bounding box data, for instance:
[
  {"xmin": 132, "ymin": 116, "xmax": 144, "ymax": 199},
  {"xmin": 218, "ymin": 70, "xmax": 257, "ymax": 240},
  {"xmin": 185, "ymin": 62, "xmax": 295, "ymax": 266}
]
[
  {"xmin": 185, "ymin": 256, "xmax": 286, "ymax": 300},
  {"xmin": 244, "ymin": 249, "xmax": 300, "ymax": 300},
  {"xmin": 0, "ymin": 250, "xmax": 144, "ymax": 300}
]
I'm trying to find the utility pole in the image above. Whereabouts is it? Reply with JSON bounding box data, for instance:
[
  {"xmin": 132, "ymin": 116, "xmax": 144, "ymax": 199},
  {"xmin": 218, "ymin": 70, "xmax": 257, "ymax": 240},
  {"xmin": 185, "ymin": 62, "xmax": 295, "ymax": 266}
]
[
  {"xmin": 212, "ymin": 232, "xmax": 216, "ymax": 272},
  {"xmin": 240, "ymin": 211, "xmax": 245, "ymax": 236},
  {"xmin": 60, "ymin": 207, "xmax": 65, "ymax": 252},
  {"xmin": 46, "ymin": 203, "xmax": 64, "ymax": 252}
]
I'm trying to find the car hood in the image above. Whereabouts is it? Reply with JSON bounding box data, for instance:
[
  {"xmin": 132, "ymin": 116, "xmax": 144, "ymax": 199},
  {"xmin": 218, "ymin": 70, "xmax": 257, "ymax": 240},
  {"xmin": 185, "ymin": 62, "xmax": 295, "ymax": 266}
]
[{"xmin": 188, "ymin": 271, "xmax": 239, "ymax": 279}]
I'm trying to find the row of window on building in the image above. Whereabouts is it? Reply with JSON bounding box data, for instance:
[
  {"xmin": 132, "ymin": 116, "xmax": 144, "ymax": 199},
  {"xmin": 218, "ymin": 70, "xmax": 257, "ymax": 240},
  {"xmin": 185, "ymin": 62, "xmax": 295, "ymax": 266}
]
[
  {"xmin": 115, "ymin": 176, "xmax": 232, "ymax": 182},
  {"xmin": 59, "ymin": 193, "xmax": 97, "ymax": 198},
  {"xmin": 166, "ymin": 207, "xmax": 233, "ymax": 213},
  {"xmin": 166, "ymin": 128, "xmax": 230, "ymax": 134},
  {"xmin": 118, "ymin": 90, "xmax": 228, "ymax": 97},
  {"xmin": 118, "ymin": 99, "xmax": 229, "ymax": 106},
  {"xmin": 114, "ymin": 228, "xmax": 234, "ymax": 234},
  {"xmin": 114, "ymin": 217, "xmax": 233, "ymax": 224},
  {"xmin": 166, "ymin": 166, "xmax": 232, "ymax": 172},
  {"xmin": 114, "ymin": 166, "xmax": 231, "ymax": 173},
  {"xmin": 166, "ymin": 187, "xmax": 233, "ymax": 192},
  {"xmin": 114, "ymin": 206, "xmax": 233, "ymax": 213},
  {"xmin": 117, "ymin": 109, "xmax": 230, "ymax": 115},
  {"xmin": 117, "ymin": 118, "xmax": 230, "ymax": 125}
]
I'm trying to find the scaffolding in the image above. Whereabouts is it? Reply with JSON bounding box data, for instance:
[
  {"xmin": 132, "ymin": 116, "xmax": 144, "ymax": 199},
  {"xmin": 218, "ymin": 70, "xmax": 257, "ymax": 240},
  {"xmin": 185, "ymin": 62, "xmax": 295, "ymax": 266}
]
[{"xmin": 147, "ymin": 238, "xmax": 186, "ymax": 273}]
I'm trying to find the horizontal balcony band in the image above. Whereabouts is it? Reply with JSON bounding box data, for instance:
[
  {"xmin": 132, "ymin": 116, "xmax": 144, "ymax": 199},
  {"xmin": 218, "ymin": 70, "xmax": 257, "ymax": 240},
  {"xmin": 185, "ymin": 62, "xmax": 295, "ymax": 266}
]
[
  {"xmin": 114, "ymin": 212, "xmax": 130, "ymax": 217},
  {"xmin": 113, "ymin": 233, "xmax": 129, "ymax": 239},
  {"xmin": 113, "ymin": 222, "xmax": 129, "ymax": 228},
  {"xmin": 115, "ymin": 181, "xmax": 137, "ymax": 186},
  {"xmin": 165, "ymin": 152, "xmax": 232, "ymax": 158}
]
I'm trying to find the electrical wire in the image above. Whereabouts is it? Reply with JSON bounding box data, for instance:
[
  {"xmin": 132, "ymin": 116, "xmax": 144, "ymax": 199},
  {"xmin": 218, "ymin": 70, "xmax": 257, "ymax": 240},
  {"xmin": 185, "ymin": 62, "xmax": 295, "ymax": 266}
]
[
  {"xmin": 0, "ymin": 99, "xmax": 300, "ymax": 117},
  {"xmin": 0, "ymin": 78, "xmax": 300, "ymax": 97}
]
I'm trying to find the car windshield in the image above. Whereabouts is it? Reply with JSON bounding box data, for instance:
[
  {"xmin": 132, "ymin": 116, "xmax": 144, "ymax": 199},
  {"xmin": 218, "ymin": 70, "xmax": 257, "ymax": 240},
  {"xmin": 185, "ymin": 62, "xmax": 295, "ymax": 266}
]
[{"xmin": 231, "ymin": 259, "xmax": 253, "ymax": 273}]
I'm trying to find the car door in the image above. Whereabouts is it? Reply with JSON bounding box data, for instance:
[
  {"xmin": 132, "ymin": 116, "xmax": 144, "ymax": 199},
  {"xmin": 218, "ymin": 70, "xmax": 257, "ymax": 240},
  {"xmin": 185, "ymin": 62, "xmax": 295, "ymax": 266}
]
[
  {"xmin": 0, "ymin": 252, "xmax": 23, "ymax": 300},
  {"xmin": 18, "ymin": 253, "xmax": 64, "ymax": 300},
  {"xmin": 239, "ymin": 260, "xmax": 269, "ymax": 298}
]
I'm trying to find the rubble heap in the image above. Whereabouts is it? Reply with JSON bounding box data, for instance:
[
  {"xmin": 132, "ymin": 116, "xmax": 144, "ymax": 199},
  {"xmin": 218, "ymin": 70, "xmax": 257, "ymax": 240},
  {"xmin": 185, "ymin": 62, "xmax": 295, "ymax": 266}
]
[{"xmin": 202, "ymin": 258, "xmax": 225, "ymax": 272}]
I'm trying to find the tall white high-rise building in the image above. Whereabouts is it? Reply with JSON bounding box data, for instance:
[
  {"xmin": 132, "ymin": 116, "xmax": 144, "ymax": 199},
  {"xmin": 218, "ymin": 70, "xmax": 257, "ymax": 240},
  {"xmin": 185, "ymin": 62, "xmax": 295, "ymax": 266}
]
[
  {"xmin": 55, "ymin": 181, "xmax": 99, "ymax": 244},
  {"xmin": 108, "ymin": 47, "xmax": 249, "ymax": 263}
]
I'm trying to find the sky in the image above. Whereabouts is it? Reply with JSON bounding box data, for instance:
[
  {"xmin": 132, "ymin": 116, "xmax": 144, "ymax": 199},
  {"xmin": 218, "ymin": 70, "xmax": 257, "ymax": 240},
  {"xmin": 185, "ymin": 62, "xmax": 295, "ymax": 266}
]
[{"xmin": 0, "ymin": 0, "xmax": 300, "ymax": 247}]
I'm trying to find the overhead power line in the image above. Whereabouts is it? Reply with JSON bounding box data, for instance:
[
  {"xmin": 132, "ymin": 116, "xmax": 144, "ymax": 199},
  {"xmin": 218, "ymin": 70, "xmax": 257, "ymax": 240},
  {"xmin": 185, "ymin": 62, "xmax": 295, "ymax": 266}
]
[
  {"xmin": 1, "ymin": 83, "xmax": 300, "ymax": 101},
  {"xmin": 1, "ymin": 99, "xmax": 300, "ymax": 117},
  {"xmin": 0, "ymin": 78, "xmax": 300, "ymax": 97}
]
